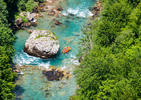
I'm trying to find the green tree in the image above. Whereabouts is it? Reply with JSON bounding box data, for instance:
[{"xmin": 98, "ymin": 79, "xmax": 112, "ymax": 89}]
[{"xmin": 74, "ymin": 0, "xmax": 141, "ymax": 100}]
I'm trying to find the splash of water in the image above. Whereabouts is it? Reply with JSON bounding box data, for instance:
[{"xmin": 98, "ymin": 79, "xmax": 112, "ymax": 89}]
[{"xmin": 62, "ymin": 8, "xmax": 93, "ymax": 18}]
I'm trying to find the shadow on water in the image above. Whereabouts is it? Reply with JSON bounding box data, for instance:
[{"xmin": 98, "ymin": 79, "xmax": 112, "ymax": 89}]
[
  {"xmin": 15, "ymin": 85, "xmax": 25, "ymax": 100},
  {"xmin": 38, "ymin": 48, "xmax": 74, "ymax": 67},
  {"xmin": 33, "ymin": 49, "xmax": 63, "ymax": 66}
]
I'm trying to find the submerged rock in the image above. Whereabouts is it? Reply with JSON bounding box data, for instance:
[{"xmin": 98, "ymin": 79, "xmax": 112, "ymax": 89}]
[
  {"xmin": 57, "ymin": 7, "xmax": 63, "ymax": 11},
  {"xmin": 24, "ymin": 30, "xmax": 59, "ymax": 59},
  {"xmin": 42, "ymin": 66, "xmax": 71, "ymax": 81},
  {"xmin": 69, "ymin": 13, "xmax": 75, "ymax": 16},
  {"xmin": 54, "ymin": 19, "xmax": 62, "ymax": 25}
]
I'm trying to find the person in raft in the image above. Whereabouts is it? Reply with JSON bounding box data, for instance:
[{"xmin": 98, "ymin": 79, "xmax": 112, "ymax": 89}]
[{"xmin": 62, "ymin": 47, "xmax": 71, "ymax": 54}]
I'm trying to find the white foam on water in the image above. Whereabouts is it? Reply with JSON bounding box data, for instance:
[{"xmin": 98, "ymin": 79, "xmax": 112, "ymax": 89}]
[
  {"xmin": 62, "ymin": 11, "xmax": 68, "ymax": 16},
  {"xmin": 77, "ymin": 11, "xmax": 86, "ymax": 18},
  {"xmin": 14, "ymin": 52, "xmax": 51, "ymax": 69},
  {"xmin": 70, "ymin": 54, "xmax": 80, "ymax": 65},
  {"xmin": 67, "ymin": 8, "xmax": 79, "ymax": 15},
  {"xmin": 14, "ymin": 51, "xmax": 41, "ymax": 66},
  {"xmin": 38, "ymin": 62, "xmax": 50, "ymax": 69},
  {"xmin": 70, "ymin": 54, "xmax": 76, "ymax": 58},
  {"xmin": 61, "ymin": 65, "xmax": 67, "ymax": 69},
  {"xmin": 88, "ymin": 10, "xmax": 94, "ymax": 16},
  {"xmin": 62, "ymin": 54, "xmax": 80, "ymax": 66},
  {"xmin": 68, "ymin": 57, "xmax": 80, "ymax": 65},
  {"xmin": 62, "ymin": 8, "xmax": 93, "ymax": 18}
]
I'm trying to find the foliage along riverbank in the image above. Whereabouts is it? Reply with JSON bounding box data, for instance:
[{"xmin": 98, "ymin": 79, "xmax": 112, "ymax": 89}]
[
  {"xmin": 0, "ymin": 0, "xmax": 16, "ymax": 99},
  {"xmin": 73, "ymin": 0, "xmax": 141, "ymax": 100},
  {"xmin": 0, "ymin": 0, "xmax": 44, "ymax": 99}
]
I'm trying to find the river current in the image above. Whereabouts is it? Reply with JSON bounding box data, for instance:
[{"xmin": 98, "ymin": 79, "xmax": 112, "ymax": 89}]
[{"xmin": 14, "ymin": 0, "xmax": 95, "ymax": 100}]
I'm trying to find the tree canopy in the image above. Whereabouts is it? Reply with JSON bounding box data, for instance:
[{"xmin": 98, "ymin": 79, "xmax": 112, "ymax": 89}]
[{"xmin": 73, "ymin": 0, "xmax": 141, "ymax": 100}]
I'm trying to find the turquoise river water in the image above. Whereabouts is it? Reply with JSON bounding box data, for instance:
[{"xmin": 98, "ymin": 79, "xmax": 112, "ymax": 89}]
[{"xmin": 14, "ymin": 0, "xmax": 96, "ymax": 100}]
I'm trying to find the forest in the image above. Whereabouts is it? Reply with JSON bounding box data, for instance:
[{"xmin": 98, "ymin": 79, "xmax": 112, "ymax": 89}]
[
  {"xmin": 0, "ymin": 0, "xmax": 141, "ymax": 99},
  {"xmin": 0, "ymin": 0, "xmax": 44, "ymax": 99},
  {"xmin": 72, "ymin": 0, "xmax": 141, "ymax": 100}
]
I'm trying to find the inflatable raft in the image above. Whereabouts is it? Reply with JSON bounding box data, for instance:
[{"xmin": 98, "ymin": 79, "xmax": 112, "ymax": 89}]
[{"xmin": 62, "ymin": 47, "xmax": 71, "ymax": 54}]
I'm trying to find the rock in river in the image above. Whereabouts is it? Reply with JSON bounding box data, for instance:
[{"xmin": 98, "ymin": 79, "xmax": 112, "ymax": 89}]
[
  {"xmin": 15, "ymin": 12, "xmax": 39, "ymax": 28},
  {"xmin": 24, "ymin": 30, "xmax": 59, "ymax": 59},
  {"xmin": 42, "ymin": 66, "xmax": 71, "ymax": 81}
]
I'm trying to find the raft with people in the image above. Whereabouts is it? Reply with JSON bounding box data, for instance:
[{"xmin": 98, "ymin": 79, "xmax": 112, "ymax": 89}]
[{"xmin": 62, "ymin": 47, "xmax": 71, "ymax": 54}]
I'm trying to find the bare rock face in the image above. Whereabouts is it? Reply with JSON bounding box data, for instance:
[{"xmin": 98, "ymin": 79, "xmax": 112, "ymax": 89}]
[{"xmin": 24, "ymin": 30, "xmax": 59, "ymax": 59}]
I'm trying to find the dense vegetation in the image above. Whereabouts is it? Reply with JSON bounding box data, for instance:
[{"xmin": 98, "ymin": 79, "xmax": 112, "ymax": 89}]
[
  {"xmin": 0, "ymin": 0, "xmax": 16, "ymax": 99},
  {"xmin": 1, "ymin": 0, "xmax": 141, "ymax": 99},
  {"xmin": 5, "ymin": 0, "xmax": 45, "ymax": 24},
  {"xmin": 0, "ymin": 0, "xmax": 44, "ymax": 99},
  {"xmin": 73, "ymin": 0, "xmax": 141, "ymax": 100}
]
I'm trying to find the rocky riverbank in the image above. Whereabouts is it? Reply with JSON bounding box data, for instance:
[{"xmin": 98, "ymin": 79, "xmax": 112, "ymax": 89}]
[
  {"xmin": 37, "ymin": 0, "xmax": 64, "ymax": 25},
  {"xmin": 14, "ymin": 0, "xmax": 64, "ymax": 29},
  {"xmin": 15, "ymin": 12, "xmax": 41, "ymax": 29},
  {"xmin": 89, "ymin": 0, "xmax": 103, "ymax": 19},
  {"xmin": 38, "ymin": 0, "xmax": 63, "ymax": 17},
  {"xmin": 14, "ymin": 0, "xmax": 102, "ymax": 29}
]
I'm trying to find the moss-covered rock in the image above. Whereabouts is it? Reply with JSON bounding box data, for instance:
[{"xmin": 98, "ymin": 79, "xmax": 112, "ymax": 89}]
[{"xmin": 24, "ymin": 30, "xmax": 59, "ymax": 59}]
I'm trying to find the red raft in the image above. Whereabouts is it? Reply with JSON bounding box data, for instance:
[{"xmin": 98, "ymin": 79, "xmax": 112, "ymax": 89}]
[{"xmin": 62, "ymin": 47, "xmax": 71, "ymax": 54}]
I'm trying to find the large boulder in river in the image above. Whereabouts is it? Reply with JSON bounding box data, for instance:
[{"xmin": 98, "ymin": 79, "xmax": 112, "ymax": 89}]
[{"xmin": 24, "ymin": 30, "xmax": 59, "ymax": 59}]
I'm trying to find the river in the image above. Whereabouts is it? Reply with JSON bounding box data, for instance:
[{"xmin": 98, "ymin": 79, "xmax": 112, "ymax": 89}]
[{"xmin": 14, "ymin": 0, "xmax": 95, "ymax": 100}]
